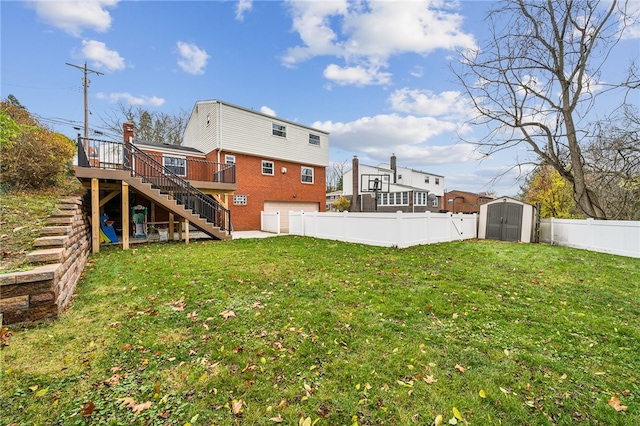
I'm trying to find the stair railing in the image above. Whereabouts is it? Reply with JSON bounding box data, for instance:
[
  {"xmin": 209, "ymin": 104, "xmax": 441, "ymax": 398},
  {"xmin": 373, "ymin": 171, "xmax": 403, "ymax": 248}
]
[{"xmin": 126, "ymin": 142, "xmax": 231, "ymax": 233}]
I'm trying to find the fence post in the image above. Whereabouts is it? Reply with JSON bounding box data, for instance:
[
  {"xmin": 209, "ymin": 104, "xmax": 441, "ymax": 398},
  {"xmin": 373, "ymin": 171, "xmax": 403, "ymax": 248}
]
[
  {"xmin": 586, "ymin": 218, "xmax": 594, "ymax": 250},
  {"xmin": 425, "ymin": 211, "xmax": 431, "ymax": 244},
  {"xmin": 396, "ymin": 211, "xmax": 403, "ymax": 248},
  {"xmin": 550, "ymin": 217, "xmax": 555, "ymax": 245},
  {"xmin": 342, "ymin": 211, "xmax": 348, "ymax": 242}
]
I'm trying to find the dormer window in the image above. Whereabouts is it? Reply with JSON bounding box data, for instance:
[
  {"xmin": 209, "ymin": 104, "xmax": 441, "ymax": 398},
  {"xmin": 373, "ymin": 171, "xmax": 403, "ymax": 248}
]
[{"xmin": 309, "ymin": 134, "xmax": 320, "ymax": 146}]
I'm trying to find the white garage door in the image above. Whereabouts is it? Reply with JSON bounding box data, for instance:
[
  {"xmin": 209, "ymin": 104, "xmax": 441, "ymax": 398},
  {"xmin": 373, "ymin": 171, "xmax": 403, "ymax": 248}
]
[{"xmin": 263, "ymin": 201, "xmax": 319, "ymax": 233}]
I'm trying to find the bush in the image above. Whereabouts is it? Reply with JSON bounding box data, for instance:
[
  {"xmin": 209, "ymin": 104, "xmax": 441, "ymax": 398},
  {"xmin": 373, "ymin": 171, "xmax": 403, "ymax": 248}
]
[
  {"xmin": 1, "ymin": 102, "xmax": 76, "ymax": 189},
  {"xmin": 332, "ymin": 195, "xmax": 351, "ymax": 212}
]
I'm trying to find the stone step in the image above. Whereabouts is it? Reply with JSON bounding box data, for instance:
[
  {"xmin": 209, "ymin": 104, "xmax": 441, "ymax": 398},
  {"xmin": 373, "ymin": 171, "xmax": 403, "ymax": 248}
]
[
  {"xmin": 33, "ymin": 235, "xmax": 69, "ymax": 247},
  {"xmin": 26, "ymin": 248, "xmax": 64, "ymax": 263},
  {"xmin": 46, "ymin": 216, "xmax": 74, "ymax": 225},
  {"xmin": 40, "ymin": 226, "xmax": 72, "ymax": 236},
  {"xmin": 51, "ymin": 208, "xmax": 76, "ymax": 217}
]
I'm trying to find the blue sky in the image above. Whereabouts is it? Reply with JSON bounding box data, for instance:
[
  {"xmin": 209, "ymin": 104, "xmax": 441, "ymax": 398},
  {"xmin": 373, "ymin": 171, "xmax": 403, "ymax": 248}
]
[{"xmin": 2, "ymin": 0, "xmax": 639, "ymax": 196}]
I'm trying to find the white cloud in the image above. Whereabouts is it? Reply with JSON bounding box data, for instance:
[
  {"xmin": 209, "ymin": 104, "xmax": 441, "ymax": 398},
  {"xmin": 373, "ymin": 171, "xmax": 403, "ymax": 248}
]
[
  {"xmin": 388, "ymin": 88, "xmax": 472, "ymax": 118},
  {"xmin": 77, "ymin": 39, "xmax": 125, "ymax": 72},
  {"xmin": 235, "ymin": 0, "xmax": 253, "ymax": 21},
  {"xmin": 323, "ymin": 64, "xmax": 392, "ymax": 86},
  {"xmin": 260, "ymin": 106, "xmax": 276, "ymax": 116},
  {"xmin": 283, "ymin": 0, "xmax": 476, "ymax": 85},
  {"xmin": 29, "ymin": 0, "xmax": 118, "ymax": 37},
  {"xmin": 620, "ymin": 1, "xmax": 640, "ymax": 40},
  {"xmin": 96, "ymin": 92, "xmax": 165, "ymax": 107},
  {"xmin": 176, "ymin": 41, "xmax": 210, "ymax": 75},
  {"xmin": 312, "ymin": 113, "xmax": 476, "ymax": 165}
]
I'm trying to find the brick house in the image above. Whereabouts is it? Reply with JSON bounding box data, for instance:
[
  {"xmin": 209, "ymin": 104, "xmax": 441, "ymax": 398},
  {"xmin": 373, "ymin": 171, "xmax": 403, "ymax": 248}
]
[
  {"xmin": 443, "ymin": 190, "xmax": 494, "ymax": 213},
  {"xmin": 181, "ymin": 100, "xmax": 329, "ymax": 231}
]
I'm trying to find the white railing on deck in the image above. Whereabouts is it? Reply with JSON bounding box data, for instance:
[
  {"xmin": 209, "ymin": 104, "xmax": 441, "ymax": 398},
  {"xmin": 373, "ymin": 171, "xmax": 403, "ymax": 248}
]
[
  {"xmin": 284, "ymin": 211, "xmax": 477, "ymax": 248},
  {"xmin": 540, "ymin": 218, "xmax": 640, "ymax": 258}
]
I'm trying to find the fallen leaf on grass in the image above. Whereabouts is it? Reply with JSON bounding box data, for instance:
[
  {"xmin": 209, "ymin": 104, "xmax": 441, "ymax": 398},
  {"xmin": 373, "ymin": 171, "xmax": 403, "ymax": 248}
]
[
  {"xmin": 424, "ymin": 375, "xmax": 437, "ymax": 384},
  {"xmin": 453, "ymin": 407, "xmax": 463, "ymax": 420},
  {"xmin": 434, "ymin": 414, "xmax": 443, "ymax": 426},
  {"xmin": 118, "ymin": 397, "xmax": 152, "ymax": 414},
  {"xmin": 454, "ymin": 364, "xmax": 466, "ymax": 373},
  {"xmin": 220, "ymin": 310, "xmax": 236, "ymax": 319},
  {"xmin": 232, "ymin": 399, "xmax": 243, "ymax": 415},
  {"xmin": 270, "ymin": 415, "xmax": 284, "ymax": 423},
  {"xmin": 479, "ymin": 389, "xmax": 486, "ymax": 398},
  {"xmin": 132, "ymin": 401, "xmax": 152, "ymax": 414},
  {"xmin": 80, "ymin": 401, "xmax": 95, "ymax": 417},
  {"xmin": 608, "ymin": 396, "xmax": 628, "ymax": 412}
]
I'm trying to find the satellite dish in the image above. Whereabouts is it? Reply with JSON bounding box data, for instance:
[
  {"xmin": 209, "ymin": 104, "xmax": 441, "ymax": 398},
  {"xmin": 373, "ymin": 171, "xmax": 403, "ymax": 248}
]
[{"xmin": 427, "ymin": 193, "xmax": 437, "ymax": 201}]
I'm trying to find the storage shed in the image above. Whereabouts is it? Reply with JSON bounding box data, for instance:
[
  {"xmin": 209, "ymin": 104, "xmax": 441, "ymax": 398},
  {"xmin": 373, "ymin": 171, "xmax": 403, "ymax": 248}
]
[{"xmin": 478, "ymin": 197, "xmax": 537, "ymax": 243}]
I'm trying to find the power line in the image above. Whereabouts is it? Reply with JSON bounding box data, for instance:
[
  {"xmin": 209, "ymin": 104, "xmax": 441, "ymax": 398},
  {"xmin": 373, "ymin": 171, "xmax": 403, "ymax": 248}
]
[{"xmin": 66, "ymin": 62, "xmax": 104, "ymax": 149}]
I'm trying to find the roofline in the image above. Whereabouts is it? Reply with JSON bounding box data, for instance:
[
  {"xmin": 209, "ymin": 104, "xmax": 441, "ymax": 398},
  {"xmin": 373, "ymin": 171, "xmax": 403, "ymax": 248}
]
[{"xmin": 191, "ymin": 99, "xmax": 330, "ymax": 135}]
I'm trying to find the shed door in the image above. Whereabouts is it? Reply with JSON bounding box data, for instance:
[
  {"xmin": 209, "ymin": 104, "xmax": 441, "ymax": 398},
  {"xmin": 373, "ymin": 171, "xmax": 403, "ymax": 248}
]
[{"xmin": 486, "ymin": 202, "xmax": 523, "ymax": 241}]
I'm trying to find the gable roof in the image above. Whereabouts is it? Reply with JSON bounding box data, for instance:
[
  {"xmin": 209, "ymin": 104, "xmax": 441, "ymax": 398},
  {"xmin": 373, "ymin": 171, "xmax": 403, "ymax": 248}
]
[{"xmin": 134, "ymin": 140, "xmax": 205, "ymax": 156}]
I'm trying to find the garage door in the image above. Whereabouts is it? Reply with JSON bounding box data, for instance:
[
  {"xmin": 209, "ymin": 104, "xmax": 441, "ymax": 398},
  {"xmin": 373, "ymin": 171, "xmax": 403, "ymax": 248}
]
[{"xmin": 263, "ymin": 201, "xmax": 319, "ymax": 233}]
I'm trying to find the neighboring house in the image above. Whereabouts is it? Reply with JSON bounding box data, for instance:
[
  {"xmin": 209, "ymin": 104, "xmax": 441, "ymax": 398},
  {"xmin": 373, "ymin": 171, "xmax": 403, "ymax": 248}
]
[
  {"xmin": 342, "ymin": 155, "xmax": 444, "ymax": 213},
  {"xmin": 325, "ymin": 190, "xmax": 344, "ymax": 211},
  {"xmin": 443, "ymin": 190, "xmax": 494, "ymax": 213},
  {"xmin": 181, "ymin": 100, "xmax": 329, "ymax": 231}
]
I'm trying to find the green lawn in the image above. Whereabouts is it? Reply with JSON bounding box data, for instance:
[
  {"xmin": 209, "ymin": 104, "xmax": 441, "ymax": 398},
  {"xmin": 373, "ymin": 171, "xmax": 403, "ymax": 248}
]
[{"xmin": 1, "ymin": 237, "xmax": 638, "ymax": 425}]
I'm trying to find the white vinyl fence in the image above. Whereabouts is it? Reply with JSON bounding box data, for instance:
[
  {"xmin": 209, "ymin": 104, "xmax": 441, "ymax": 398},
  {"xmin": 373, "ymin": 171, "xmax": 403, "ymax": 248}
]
[
  {"xmin": 539, "ymin": 218, "xmax": 640, "ymax": 258},
  {"xmin": 261, "ymin": 211, "xmax": 280, "ymax": 234},
  {"xmin": 282, "ymin": 211, "xmax": 477, "ymax": 248}
]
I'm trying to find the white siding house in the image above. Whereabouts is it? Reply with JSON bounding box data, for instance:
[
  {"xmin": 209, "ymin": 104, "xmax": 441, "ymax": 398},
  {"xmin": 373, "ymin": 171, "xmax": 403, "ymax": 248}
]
[{"xmin": 182, "ymin": 100, "xmax": 329, "ymax": 167}]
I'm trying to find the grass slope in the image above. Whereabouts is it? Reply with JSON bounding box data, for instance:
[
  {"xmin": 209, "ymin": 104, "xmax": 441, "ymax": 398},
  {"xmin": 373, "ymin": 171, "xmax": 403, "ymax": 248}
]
[{"xmin": 1, "ymin": 237, "xmax": 638, "ymax": 425}]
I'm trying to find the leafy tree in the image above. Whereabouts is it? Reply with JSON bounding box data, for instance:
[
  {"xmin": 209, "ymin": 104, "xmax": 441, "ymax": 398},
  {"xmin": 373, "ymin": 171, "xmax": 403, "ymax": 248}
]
[
  {"xmin": 520, "ymin": 165, "xmax": 579, "ymax": 218},
  {"xmin": 1, "ymin": 99, "xmax": 75, "ymax": 189},
  {"xmin": 100, "ymin": 103, "xmax": 189, "ymax": 145},
  {"xmin": 0, "ymin": 111, "xmax": 21, "ymax": 147},
  {"xmin": 455, "ymin": 0, "xmax": 638, "ymax": 219},
  {"xmin": 332, "ymin": 196, "xmax": 351, "ymax": 212}
]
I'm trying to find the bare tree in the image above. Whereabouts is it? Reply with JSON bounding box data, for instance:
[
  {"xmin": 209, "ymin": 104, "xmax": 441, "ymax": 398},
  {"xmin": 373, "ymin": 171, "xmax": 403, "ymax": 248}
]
[
  {"xmin": 455, "ymin": 0, "xmax": 637, "ymax": 219},
  {"xmin": 584, "ymin": 105, "xmax": 640, "ymax": 219},
  {"xmin": 326, "ymin": 159, "xmax": 349, "ymax": 192},
  {"xmin": 99, "ymin": 102, "xmax": 189, "ymax": 145}
]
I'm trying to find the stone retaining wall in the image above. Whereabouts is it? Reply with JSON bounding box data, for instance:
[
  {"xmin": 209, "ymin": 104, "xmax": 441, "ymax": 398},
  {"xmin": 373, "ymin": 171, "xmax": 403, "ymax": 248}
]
[{"xmin": 0, "ymin": 197, "xmax": 90, "ymax": 325}]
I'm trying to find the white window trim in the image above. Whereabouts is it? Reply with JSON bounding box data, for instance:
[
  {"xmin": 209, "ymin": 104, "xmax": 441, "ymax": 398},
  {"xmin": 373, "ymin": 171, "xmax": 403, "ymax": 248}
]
[
  {"xmin": 378, "ymin": 191, "xmax": 410, "ymax": 206},
  {"xmin": 309, "ymin": 133, "xmax": 320, "ymax": 146},
  {"xmin": 225, "ymin": 154, "xmax": 236, "ymax": 165},
  {"xmin": 301, "ymin": 166, "xmax": 314, "ymax": 184},
  {"xmin": 262, "ymin": 160, "xmax": 275, "ymax": 175},
  {"xmin": 272, "ymin": 123, "xmax": 287, "ymax": 138},
  {"xmin": 163, "ymin": 155, "xmax": 187, "ymax": 177}
]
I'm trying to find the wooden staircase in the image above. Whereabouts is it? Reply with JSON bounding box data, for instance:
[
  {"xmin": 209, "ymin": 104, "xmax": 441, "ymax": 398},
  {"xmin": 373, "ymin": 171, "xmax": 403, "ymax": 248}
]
[{"xmin": 125, "ymin": 176, "xmax": 231, "ymax": 241}]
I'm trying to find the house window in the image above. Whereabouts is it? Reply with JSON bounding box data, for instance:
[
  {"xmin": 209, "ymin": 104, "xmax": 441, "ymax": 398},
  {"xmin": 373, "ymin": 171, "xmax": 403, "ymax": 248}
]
[
  {"xmin": 425, "ymin": 176, "xmax": 430, "ymax": 184},
  {"xmin": 262, "ymin": 160, "xmax": 274, "ymax": 175},
  {"xmin": 414, "ymin": 192, "xmax": 427, "ymax": 206},
  {"xmin": 397, "ymin": 174, "xmax": 402, "ymax": 180},
  {"xmin": 378, "ymin": 192, "xmax": 409, "ymax": 206},
  {"xmin": 233, "ymin": 195, "xmax": 247, "ymax": 205},
  {"xmin": 309, "ymin": 134, "xmax": 320, "ymax": 146},
  {"xmin": 301, "ymin": 167, "xmax": 314, "ymax": 183},
  {"xmin": 435, "ymin": 177, "xmax": 440, "ymax": 185},
  {"xmin": 272, "ymin": 123, "xmax": 286, "ymax": 137},
  {"xmin": 163, "ymin": 156, "xmax": 186, "ymax": 176},
  {"xmin": 432, "ymin": 197, "xmax": 439, "ymax": 208},
  {"xmin": 225, "ymin": 155, "xmax": 236, "ymax": 165}
]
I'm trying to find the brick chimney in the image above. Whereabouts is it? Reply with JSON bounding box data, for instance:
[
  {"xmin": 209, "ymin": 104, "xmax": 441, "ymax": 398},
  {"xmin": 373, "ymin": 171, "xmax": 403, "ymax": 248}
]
[
  {"xmin": 351, "ymin": 155, "xmax": 361, "ymax": 212},
  {"xmin": 123, "ymin": 122, "xmax": 135, "ymax": 143},
  {"xmin": 390, "ymin": 153, "xmax": 397, "ymax": 183}
]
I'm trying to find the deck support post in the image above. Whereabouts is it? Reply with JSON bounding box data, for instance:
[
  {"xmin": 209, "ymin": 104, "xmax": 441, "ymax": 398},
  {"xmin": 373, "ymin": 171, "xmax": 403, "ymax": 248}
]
[
  {"xmin": 91, "ymin": 178, "xmax": 100, "ymax": 253},
  {"xmin": 184, "ymin": 219, "xmax": 189, "ymax": 244},
  {"xmin": 169, "ymin": 213, "xmax": 175, "ymax": 241},
  {"xmin": 122, "ymin": 181, "xmax": 130, "ymax": 250}
]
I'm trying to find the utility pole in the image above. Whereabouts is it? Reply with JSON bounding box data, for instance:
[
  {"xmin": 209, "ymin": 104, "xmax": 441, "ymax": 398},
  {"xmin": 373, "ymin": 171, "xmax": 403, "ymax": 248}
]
[{"xmin": 66, "ymin": 62, "xmax": 103, "ymax": 152}]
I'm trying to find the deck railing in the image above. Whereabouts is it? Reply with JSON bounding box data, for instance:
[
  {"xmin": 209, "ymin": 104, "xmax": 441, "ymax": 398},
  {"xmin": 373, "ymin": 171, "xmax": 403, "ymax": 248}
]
[
  {"xmin": 77, "ymin": 137, "xmax": 231, "ymax": 233},
  {"xmin": 76, "ymin": 138, "xmax": 235, "ymax": 184}
]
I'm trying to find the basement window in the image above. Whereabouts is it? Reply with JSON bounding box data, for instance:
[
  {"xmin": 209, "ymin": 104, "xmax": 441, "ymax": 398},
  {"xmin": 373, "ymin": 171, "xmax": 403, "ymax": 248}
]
[{"xmin": 233, "ymin": 195, "xmax": 247, "ymax": 205}]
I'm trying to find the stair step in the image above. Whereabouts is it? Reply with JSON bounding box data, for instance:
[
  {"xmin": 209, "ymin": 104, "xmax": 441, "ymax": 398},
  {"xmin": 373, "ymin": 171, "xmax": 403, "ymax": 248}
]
[
  {"xmin": 46, "ymin": 216, "xmax": 74, "ymax": 225},
  {"xmin": 40, "ymin": 226, "xmax": 72, "ymax": 236},
  {"xmin": 26, "ymin": 247, "xmax": 64, "ymax": 263},
  {"xmin": 34, "ymin": 235, "xmax": 69, "ymax": 247}
]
